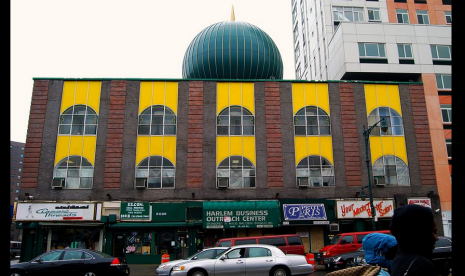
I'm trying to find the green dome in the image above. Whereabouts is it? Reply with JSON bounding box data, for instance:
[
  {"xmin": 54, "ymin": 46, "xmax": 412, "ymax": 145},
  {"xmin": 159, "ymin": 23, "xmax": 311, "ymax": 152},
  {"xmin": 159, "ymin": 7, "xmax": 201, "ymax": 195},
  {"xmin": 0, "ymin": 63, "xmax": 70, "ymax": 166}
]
[{"xmin": 182, "ymin": 21, "xmax": 283, "ymax": 79}]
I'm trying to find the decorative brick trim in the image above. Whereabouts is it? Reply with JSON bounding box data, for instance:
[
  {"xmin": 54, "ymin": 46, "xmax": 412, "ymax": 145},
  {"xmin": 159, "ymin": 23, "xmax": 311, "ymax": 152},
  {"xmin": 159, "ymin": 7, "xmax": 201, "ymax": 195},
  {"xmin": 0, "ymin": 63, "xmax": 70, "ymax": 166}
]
[
  {"xmin": 21, "ymin": 80, "xmax": 49, "ymax": 188},
  {"xmin": 104, "ymin": 80, "xmax": 127, "ymax": 188},
  {"xmin": 265, "ymin": 82, "xmax": 283, "ymax": 187},
  {"xmin": 410, "ymin": 84, "xmax": 437, "ymax": 185},
  {"xmin": 187, "ymin": 81, "xmax": 204, "ymax": 188},
  {"xmin": 339, "ymin": 83, "xmax": 362, "ymax": 186}
]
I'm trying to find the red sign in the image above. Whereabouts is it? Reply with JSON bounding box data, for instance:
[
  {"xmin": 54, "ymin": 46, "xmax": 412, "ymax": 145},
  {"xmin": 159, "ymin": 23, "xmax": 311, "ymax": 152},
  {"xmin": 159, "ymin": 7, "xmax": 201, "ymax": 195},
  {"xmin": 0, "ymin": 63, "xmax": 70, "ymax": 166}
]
[{"xmin": 336, "ymin": 200, "xmax": 394, "ymax": 219}]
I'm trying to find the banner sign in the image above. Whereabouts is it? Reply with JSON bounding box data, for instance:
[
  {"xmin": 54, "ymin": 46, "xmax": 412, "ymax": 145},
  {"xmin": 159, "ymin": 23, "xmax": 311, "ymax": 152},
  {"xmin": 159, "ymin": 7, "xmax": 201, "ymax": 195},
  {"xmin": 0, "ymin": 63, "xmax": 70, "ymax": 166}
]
[
  {"xmin": 14, "ymin": 203, "xmax": 98, "ymax": 221},
  {"xmin": 336, "ymin": 200, "xmax": 394, "ymax": 219},
  {"xmin": 407, "ymin": 198, "xmax": 431, "ymax": 208},
  {"xmin": 120, "ymin": 202, "xmax": 150, "ymax": 220},
  {"xmin": 283, "ymin": 204, "xmax": 327, "ymax": 221}
]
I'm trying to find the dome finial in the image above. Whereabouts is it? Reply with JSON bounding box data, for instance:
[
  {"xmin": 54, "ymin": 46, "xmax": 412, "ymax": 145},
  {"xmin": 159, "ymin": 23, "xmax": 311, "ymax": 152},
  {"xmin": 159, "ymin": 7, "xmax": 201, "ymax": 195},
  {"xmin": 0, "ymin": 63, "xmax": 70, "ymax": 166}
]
[{"xmin": 231, "ymin": 5, "xmax": 235, "ymax": 21}]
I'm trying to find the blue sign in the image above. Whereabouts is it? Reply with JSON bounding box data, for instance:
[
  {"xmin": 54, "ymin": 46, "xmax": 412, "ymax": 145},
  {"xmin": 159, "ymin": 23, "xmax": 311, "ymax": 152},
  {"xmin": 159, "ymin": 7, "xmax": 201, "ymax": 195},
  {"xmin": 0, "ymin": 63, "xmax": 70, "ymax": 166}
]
[{"xmin": 283, "ymin": 204, "xmax": 327, "ymax": 221}]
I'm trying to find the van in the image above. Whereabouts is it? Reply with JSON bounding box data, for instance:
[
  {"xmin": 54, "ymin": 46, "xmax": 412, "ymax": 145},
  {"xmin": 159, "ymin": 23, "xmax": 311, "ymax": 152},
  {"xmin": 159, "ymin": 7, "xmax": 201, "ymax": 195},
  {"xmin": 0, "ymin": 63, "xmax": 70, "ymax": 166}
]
[
  {"xmin": 10, "ymin": 241, "xmax": 21, "ymax": 258},
  {"xmin": 318, "ymin": 230, "xmax": 390, "ymax": 269},
  {"xmin": 215, "ymin": 234, "xmax": 305, "ymax": 255}
]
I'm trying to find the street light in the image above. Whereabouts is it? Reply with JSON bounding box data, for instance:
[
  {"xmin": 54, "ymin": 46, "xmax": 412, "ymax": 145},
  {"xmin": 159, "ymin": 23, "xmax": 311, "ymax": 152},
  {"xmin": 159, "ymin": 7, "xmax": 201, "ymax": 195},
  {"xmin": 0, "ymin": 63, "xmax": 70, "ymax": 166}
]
[{"xmin": 362, "ymin": 117, "xmax": 388, "ymax": 231}]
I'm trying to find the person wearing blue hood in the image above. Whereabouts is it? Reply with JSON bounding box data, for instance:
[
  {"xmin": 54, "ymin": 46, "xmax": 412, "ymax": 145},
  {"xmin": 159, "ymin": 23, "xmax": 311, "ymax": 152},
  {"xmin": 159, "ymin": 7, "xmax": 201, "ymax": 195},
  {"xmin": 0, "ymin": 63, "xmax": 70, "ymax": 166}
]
[{"xmin": 389, "ymin": 204, "xmax": 438, "ymax": 276}]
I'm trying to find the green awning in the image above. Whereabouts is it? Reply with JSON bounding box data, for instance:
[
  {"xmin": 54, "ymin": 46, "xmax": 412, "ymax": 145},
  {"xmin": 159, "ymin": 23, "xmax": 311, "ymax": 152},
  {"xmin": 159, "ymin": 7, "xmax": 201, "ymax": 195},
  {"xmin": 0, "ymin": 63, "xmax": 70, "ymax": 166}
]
[
  {"xmin": 107, "ymin": 221, "xmax": 199, "ymax": 229},
  {"xmin": 203, "ymin": 200, "xmax": 280, "ymax": 229}
]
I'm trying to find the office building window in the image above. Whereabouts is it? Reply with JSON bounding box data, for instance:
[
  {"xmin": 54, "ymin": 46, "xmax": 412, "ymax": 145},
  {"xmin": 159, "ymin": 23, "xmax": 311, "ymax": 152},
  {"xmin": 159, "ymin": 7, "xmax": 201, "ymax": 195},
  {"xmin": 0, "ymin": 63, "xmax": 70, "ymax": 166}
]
[
  {"xmin": 445, "ymin": 11, "xmax": 452, "ymax": 24},
  {"xmin": 368, "ymin": 8, "xmax": 381, "ymax": 22},
  {"xmin": 373, "ymin": 155, "xmax": 410, "ymax": 186},
  {"xmin": 446, "ymin": 139, "xmax": 452, "ymax": 158},
  {"xmin": 431, "ymin": 45, "xmax": 452, "ymax": 65},
  {"xmin": 217, "ymin": 156, "xmax": 255, "ymax": 188},
  {"xmin": 358, "ymin": 43, "xmax": 387, "ymax": 63},
  {"xmin": 294, "ymin": 106, "xmax": 331, "ymax": 136},
  {"xmin": 217, "ymin": 106, "xmax": 254, "ymax": 136},
  {"xmin": 135, "ymin": 156, "xmax": 175, "ymax": 189},
  {"xmin": 397, "ymin": 44, "xmax": 414, "ymax": 64},
  {"xmin": 296, "ymin": 156, "xmax": 335, "ymax": 187},
  {"xmin": 436, "ymin": 74, "xmax": 452, "ymax": 90},
  {"xmin": 441, "ymin": 104, "xmax": 452, "ymax": 123},
  {"xmin": 417, "ymin": 10, "xmax": 430, "ymax": 24},
  {"xmin": 59, "ymin": 105, "xmax": 98, "ymax": 135},
  {"xmin": 396, "ymin": 9, "xmax": 410, "ymax": 23}
]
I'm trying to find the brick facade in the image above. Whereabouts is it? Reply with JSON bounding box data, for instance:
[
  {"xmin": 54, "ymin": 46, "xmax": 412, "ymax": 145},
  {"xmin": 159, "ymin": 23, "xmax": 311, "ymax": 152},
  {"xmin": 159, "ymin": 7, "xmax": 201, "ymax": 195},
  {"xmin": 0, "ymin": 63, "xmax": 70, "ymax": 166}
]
[{"xmin": 187, "ymin": 81, "xmax": 204, "ymax": 188}]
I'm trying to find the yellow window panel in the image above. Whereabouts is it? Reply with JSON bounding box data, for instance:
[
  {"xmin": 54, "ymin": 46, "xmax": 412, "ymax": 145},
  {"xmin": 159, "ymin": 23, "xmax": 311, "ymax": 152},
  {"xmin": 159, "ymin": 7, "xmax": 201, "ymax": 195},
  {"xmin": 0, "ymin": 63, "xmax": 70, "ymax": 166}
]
[
  {"xmin": 165, "ymin": 82, "xmax": 178, "ymax": 115},
  {"xmin": 387, "ymin": 85, "xmax": 402, "ymax": 116},
  {"xmin": 316, "ymin": 83, "xmax": 330, "ymax": 115},
  {"xmin": 87, "ymin": 81, "xmax": 102, "ymax": 114},
  {"xmin": 149, "ymin": 136, "xmax": 164, "ymax": 157},
  {"xmin": 294, "ymin": 137, "xmax": 308, "ymax": 166},
  {"xmin": 242, "ymin": 136, "xmax": 256, "ymax": 165},
  {"xmin": 55, "ymin": 136, "xmax": 71, "ymax": 166},
  {"xmin": 163, "ymin": 136, "xmax": 177, "ymax": 166},
  {"xmin": 242, "ymin": 82, "xmax": 255, "ymax": 114},
  {"xmin": 319, "ymin": 136, "xmax": 334, "ymax": 164},
  {"xmin": 229, "ymin": 136, "xmax": 243, "ymax": 156},
  {"xmin": 61, "ymin": 81, "xmax": 77, "ymax": 114},
  {"xmin": 303, "ymin": 83, "xmax": 318, "ymax": 107},
  {"xmin": 136, "ymin": 136, "xmax": 150, "ymax": 166},
  {"xmin": 139, "ymin": 82, "xmax": 154, "ymax": 114},
  {"xmin": 217, "ymin": 83, "xmax": 230, "ymax": 114},
  {"xmin": 292, "ymin": 83, "xmax": 305, "ymax": 114},
  {"xmin": 152, "ymin": 82, "xmax": 166, "ymax": 106},
  {"xmin": 229, "ymin": 82, "xmax": 242, "ymax": 106},
  {"xmin": 216, "ymin": 137, "xmax": 230, "ymax": 165}
]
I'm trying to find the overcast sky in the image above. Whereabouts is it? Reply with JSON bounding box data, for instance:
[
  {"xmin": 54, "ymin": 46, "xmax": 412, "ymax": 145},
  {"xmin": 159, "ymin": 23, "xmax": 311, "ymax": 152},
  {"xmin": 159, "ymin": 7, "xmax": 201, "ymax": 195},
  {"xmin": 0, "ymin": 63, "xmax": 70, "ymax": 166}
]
[{"xmin": 11, "ymin": 0, "xmax": 295, "ymax": 143}]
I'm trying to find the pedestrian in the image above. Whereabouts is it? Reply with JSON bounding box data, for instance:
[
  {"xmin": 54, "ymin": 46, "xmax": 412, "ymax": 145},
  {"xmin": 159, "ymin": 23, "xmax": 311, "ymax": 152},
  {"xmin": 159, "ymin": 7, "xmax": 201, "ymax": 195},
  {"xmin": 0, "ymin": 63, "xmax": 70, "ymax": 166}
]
[
  {"xmin": 389, "ymin": 204, "xmax": 438, "ymax": 276},
  {"xmin": 175, "ymin": 241, "xmax": 182, "ymax": 260}
]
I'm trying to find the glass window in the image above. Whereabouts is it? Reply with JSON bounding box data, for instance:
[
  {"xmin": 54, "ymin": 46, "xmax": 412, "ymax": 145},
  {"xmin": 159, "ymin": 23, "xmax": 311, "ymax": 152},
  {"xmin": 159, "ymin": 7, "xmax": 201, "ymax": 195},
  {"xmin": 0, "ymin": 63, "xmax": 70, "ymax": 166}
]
[
  {"xmin": 136, "ymin": 156, "xmax": 175, "ymax": 189},
  {"xmin": 38, "ymin": 251, "xmax": 63, "ymax": 261},
  {"xmin": 217, "ymin": 106, "xmax": 254, "ymax": 136},
  {"xmin": 333, "ymin": 7, "xmax": 364, "ymax": 23},
  {"xmin": 125, "ymin": 231, "xmax": 152, "ymax": 255},
  {"xmin": 368, "ymin": 8, "xmax": 381, "ymax": 22},
  {"xmin": 53, "ymin": 156, "xmax": 94, "ymax": 189},
  {"xmin": 342, "ymin": 236, "xmax": 354, "ymax": 244},
  {"xmin": 445, "ymin": 11, "xmax": 452, "ymax": 24},
  {"xmin": 373, "ymin": 155, "xmax": 410, "ymax": 186},
  {"xmin": 367, "ymin": 107, "xmax": 404, "ymax": 136},
  {"xmin": 441, "ymin": 104, "xmax": 452, "ymax": 123},
  {"xmin": 235, "ymin": 239, "xmax": 256, "ymax": 245},
  {"xmin": 59, "ymin": 105, "xmax": 98, "ymax": 135},
  {"xmin": 398, "ymin": 44, "xmax": 413, "ymax": 59},
  {"xmin": 63, "ymin": 251, "xmax": 83, "ymax": 260},
  {"xmin": 258, "ymin": 237, "xmax": 286, "ymax": 247},
  {"xmin": 138, "ymin": 105, "xmax": 176, "ymax": 136},
  {"xmin": 297, "ymin": 155, "xmax": 335, "ymax": 187},
  {"xmin": 217, "ymin": 156, "xmax": 255, "ymax": 188},
  {"xmin": 436, "ymin": 74, "xmax": 452, "ymax": 90},
  {"xmin": 417, "ymin": 10, "xmax": 430, "ymax": 24},
  {"xmin": 396, "ymin": 9, "xmax": 410, "ymax": 23},
  {"xmin": 358, "ymin": 43, "xmax": 386, "ymax": 58},
  {"xmin": 294, "ymin": 106, "xmax": 331, "ymax": 136},
  {"xmin": 287, "ymin": 236, "xmax": 303, "ymax": 245},
  {"xmin": 431, "ymin": 45, "xmax": 452, "ymax": 60},
  {"xmin": 248, "ymin": 248, "xmax": 272, "ymax": 258},
  {"xmin": 446, "ymin": 139, "xmax": 451, "ymax": 158}
]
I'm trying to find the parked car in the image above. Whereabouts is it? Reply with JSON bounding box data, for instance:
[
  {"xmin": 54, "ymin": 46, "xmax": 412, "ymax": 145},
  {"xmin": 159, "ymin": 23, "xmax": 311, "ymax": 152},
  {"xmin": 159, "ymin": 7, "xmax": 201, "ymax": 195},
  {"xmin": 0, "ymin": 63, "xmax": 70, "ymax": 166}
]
[
  {"xmin": 318, "ymin": 230, "xmax": 390, "ymax": 269},
  {"xmin": 10, "ymin": 241, "xmax": 22, "ymax": 258},
  {"xmin": 214, "ymin": 234, "xmax": 305, "ymax": 255},
  {"xmin": 170, "ymin": 244, "xmax": 314, "ymax": 276},
  {"xmin": 10, "ymin": 248, "xmax": 130, "ymax": 276},
  {"xmin": 328, "ymin": 247, "xmax": 365, "ymax": 270},
  {"xmin": 156, "ymin": 247, "xmax": 229, "ymax": 276}
]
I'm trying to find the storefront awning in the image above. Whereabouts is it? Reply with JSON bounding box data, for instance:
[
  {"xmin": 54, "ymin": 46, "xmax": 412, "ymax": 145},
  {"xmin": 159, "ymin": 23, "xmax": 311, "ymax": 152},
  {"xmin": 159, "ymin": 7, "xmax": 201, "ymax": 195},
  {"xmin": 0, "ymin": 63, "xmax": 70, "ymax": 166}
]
[
  {"xmin": 203, "ymin": 200, "xmax": 280, "ymax": 229},
  {"xmin": 107, "ymin": 221, "xmax": 199, "ymax": 229}
]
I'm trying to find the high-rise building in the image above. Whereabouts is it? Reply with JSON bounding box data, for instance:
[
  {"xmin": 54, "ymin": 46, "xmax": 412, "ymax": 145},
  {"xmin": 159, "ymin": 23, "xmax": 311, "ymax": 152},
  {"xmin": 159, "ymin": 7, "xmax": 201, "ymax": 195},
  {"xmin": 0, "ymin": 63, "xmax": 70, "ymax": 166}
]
[{"xmin": 291, "ymin": 0, "xmax": 451, "ymax": 237}]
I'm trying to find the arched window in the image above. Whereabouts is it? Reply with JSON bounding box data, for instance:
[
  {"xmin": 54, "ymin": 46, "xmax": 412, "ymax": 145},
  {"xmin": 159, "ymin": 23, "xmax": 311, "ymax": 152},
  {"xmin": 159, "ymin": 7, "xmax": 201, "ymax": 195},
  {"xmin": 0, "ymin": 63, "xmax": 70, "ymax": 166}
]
[
  {"xmin": 53, "ymin": 155, "xmax": 93, "ymax": 188},
  {"xmin": 296, "ymin": 155, "xmax": 334, "ymax": 187},
  {"xmin": 294, "ymin": 106, "xmax": 331, "ymax": 136},
  {"xmin": 135, "ymin": 156, "xmax": 175, "ymax": 188},
  {"xmin": 368, "ymin": 107, "xmax": 403, "ymax": 136},
  {"xmin": 59, "ymin": 105, "xmax": 98, "ymax": 135},
  {"xmin": 138, "ymin": 105, "xmax": 176, "ymax": 136},
  {"xmin": 217, "ymin": 106, "xmax": 254, "ymax": 136},
  {"xmin": 373, "ymin": 155, "xmax": 410, "ymax": 186},
  {"xmin": 217, "ymin": 156, "xmax": 256, "ymax": 188}
]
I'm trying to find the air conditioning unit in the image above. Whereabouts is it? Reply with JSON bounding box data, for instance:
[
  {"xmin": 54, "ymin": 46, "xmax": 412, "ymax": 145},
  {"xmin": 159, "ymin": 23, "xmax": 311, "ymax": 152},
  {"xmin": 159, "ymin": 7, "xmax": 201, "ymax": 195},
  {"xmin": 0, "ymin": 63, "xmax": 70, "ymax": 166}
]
[
  {"xmin": 297, "ymin": 177, "xmax": 309, "ymax": 188},
  {"xmin": 329, "ymin": 223, "xmax": 339, "ymax": 232},
  {"xmin": 374, "ymin": 177, "xmax": 386, "ymax": 187},
  {"xmin": 217, "ymin": 178, "xmax": 229, "ymax": 188},
  {"xmin": 51, "ymin": 178, "xmax": 65, "ymax": 188},
  {"xmin": 135, "ymin": 178, "xmax": 147, "ymax": 188}
]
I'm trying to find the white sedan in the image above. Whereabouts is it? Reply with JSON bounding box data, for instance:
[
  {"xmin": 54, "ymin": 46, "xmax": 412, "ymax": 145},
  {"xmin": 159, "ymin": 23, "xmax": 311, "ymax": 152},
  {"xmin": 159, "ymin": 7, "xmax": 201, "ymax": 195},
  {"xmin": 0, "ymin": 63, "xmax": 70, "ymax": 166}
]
[
  {"xmin": 156, "ymin": 247, "xmax": 229, "ymax": 276},
  {"xmin": 170, "ymin": 244, "xmax": 314, "ymax": 276}
]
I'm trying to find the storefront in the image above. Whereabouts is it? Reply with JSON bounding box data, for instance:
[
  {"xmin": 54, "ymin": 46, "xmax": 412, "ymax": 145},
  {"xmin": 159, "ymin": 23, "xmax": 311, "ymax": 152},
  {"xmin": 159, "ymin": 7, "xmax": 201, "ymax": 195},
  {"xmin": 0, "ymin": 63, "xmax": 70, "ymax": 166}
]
[
  {"xmin": 335, "ymin": 199, "xmax": 394, "ymax": 232},
  {"xmin": 14, "ymin": 202, "xmax": 103, "ymax": 262}
]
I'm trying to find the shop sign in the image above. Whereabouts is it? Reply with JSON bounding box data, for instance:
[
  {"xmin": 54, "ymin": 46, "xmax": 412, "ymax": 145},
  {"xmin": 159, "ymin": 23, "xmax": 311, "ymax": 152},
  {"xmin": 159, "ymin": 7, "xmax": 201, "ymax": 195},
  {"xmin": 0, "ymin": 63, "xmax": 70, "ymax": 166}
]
[
  {"xmin": 152, "ymin": 202, "xmax": 186, "ymax": 222},
  {"xmin": 336, "ymin": 200, "xmax": 394, "ymax": 219},
  {"xmin": 120, "ymin": 202, "xmax": 150, "ymax": 220},
  {"xmin": 14, "ymin": 203, "xmax": 98, "ymax": 221},
  {"xmin": 203, "ymin": 201, "xmax": 280, "ymax": 229},
  {"xmin": 407, "ymin": 198, "xmax": 431, "ymax": 208},
  {"xmin": 283, "ymin": 204, "xmax": 327, "ymax": 221}
]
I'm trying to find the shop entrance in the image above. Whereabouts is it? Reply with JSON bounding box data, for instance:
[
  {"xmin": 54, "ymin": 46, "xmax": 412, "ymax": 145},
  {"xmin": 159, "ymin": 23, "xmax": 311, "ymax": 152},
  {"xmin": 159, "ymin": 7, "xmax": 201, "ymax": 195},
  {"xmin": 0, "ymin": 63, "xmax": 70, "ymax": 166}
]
[{"xmin": 113, "ymin": 234, "xmax": 125, "ymax": 257}]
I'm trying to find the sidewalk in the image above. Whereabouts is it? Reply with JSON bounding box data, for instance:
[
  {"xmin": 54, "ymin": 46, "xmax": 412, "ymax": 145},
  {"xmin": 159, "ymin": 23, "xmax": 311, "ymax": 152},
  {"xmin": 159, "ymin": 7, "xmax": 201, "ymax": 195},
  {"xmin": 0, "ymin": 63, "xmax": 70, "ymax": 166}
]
[{"xmin": 129, "ymin": 264, "xmax": 159, "ymax": 276}]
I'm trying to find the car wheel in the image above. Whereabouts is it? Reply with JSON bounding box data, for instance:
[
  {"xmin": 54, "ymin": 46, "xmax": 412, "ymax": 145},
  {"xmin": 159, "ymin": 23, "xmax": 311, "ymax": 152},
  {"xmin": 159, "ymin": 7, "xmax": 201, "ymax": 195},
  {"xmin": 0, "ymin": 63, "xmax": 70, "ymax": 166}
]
[
  {"xmin": 188, "ymin": 269, "xmax": 208, "ymax": 276},
  {"xmin": 344, "ymin": 258, "xmax": 355, "ymax": 268},
  {"xmin": 270, "ymin": 266, "xmax": 290, "ymax": 276},
  {"xmin": 10, "ymin": 271, "xmax": 22, "ymax": 276},
  {"xmin": 83, "ymin": 271, "xmax": 97, "ymax": 276}
]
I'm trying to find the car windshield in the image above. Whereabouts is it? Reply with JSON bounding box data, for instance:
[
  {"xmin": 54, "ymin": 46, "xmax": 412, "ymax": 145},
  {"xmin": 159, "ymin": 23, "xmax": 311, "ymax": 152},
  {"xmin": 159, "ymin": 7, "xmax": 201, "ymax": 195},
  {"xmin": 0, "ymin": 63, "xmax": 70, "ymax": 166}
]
[
  {"xmin": 330, "ymin": 235, "xmax": 342, "ymax": 245},
  {"xmin": 214, "ymin": 248, "xmax": 231, "ymax": 259}
]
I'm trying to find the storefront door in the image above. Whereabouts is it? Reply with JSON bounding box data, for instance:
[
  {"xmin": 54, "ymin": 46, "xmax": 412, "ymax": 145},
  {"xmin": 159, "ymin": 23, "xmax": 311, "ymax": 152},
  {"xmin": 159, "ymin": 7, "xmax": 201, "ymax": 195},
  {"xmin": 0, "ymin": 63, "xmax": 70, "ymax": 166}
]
[{"xmin": 113, "ymin": 234, "xmax": 125, "ymax": 257}]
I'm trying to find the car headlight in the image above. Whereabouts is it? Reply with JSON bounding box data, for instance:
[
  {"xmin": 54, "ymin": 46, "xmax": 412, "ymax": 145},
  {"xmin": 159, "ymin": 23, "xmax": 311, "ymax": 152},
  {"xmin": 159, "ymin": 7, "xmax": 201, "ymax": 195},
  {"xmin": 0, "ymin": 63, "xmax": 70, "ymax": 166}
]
[
  {"xmin": 172, "ymin": 265, "xmax": 185, "ymax": 271},
  {"xmin": 159, "ymin": 265, "xmax": 167, "ymax": 269}
]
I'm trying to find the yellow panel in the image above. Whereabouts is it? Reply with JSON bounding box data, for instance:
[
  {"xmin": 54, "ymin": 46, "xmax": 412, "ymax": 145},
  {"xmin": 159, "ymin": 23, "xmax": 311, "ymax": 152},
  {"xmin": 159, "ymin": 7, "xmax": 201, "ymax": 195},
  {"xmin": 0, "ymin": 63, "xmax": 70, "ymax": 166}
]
[
  {"xmin": 152, "ymin": 82, "xmax": 166, "ymax": 106},
  {"xmin": 136, "ymin": 136, "xmax": 150, "ymax": 165},
  {"xmin": 74, "ymin": 81, "xmax": 89, "ymax": 105},
  {"xmin": 376, "ymin": 85, "xmax": 389, "ymax": 109},
  {"xmin": 294, "ymin": 137, "xmax": 308, "ymax": 166},
  {"xmin": 319, "ymin": 136, "xmax": 334, "ymax": 164},
  {"xmin": 87, "ymin": 81, "xmax": 102, "ymax": 114},
  {"xmin": 229, "ymin": 136, "xmax": 243, "ymax": 156},
  {"xmin": 369, "ymin": 137, "xmax": 389, "ymax": 165},
  {"xmin": 82, "ymin": 136, "xmax": 97, "ymax": 165},
  {"xmin": 316, "ymin": 83, "xmax": 330, "ymax": 115},
  {"xmin": 229, "ymin": 82, "xmax": 242, "ymax": 106},
  {"xmin": 69, "ymin": 136, "xmax": 84, "ymax": 157},
  {"xmin": 242, "ymin": 136, "xmax": 256, "ymax": 165},
  {"xmin": 292, "ymin": 83, "xmax": 305, "ymax": 114},
  {"xmin": 61, "ymin": 81, "xmax": 77, "ymax": 113},
  {"xmin": 387, "ymin": 85, "xmax": 402, "ymax": 116},
  {"xmin": 165, "ymin": 82, "xmax": 178, "ymax": 115},
  {"xmin": 304, "ymin": 83, "xmax": 317, "ymax": 107},
  {"xmin": 242, "ymin": 83, "xmax": 255, "ymax": 114},
  {"xmin": 149, "ymin": 136, "xmax": 164, "ymax": 156},
  {"xmin": 163, "ymin": 136, "xmax": 177, "ymax": 166},
  {"xmin": 139, "ymin": 82, "xmax": 153, "ymax": 114},
  {"xmin": 217, "ymin": 83, "xmax": 229, "ymax": 114},
  {"xmin": 393, "ymin": 136, "xmax": 408, "ymax": 165},
  {"xmin": 307, "ymin": 136, "xmax": 321, "ymax": 157},
  {"xmin": 55, "ymin": 136, "xmax": 71, "ymax": 166},
  {"xmin": 364, "ymin": 84, "xmax": 378, "ymax": 116},
  {"xmin": 217, "ymin": 137, "xmax": 230, "ymax": 165}
]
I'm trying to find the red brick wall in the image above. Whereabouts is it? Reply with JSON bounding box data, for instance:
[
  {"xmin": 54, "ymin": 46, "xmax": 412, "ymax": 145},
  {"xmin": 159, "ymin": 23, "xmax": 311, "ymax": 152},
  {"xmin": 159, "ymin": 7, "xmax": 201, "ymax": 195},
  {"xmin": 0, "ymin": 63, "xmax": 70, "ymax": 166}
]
[
  {"xmin": 265, "ymin": 82, "xmax": 284, "ymax": 187},
  {"xmin": 21, "ymin": 80, "xmax": 49, "ymax": 188},
  {"xmin": 103, "ymin": 80, "xmax": 127, "ymax": 188},
  {"xmin": 410, "ymin": 84, "xmax": 437, "ymax": 186},
  {"xmin": 187, "ymin": 81, "xmax": 204, "ymax": 188},
  {"xmin": 339, "ymin": 83, "xmax": 363, "ymax": 186}
]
